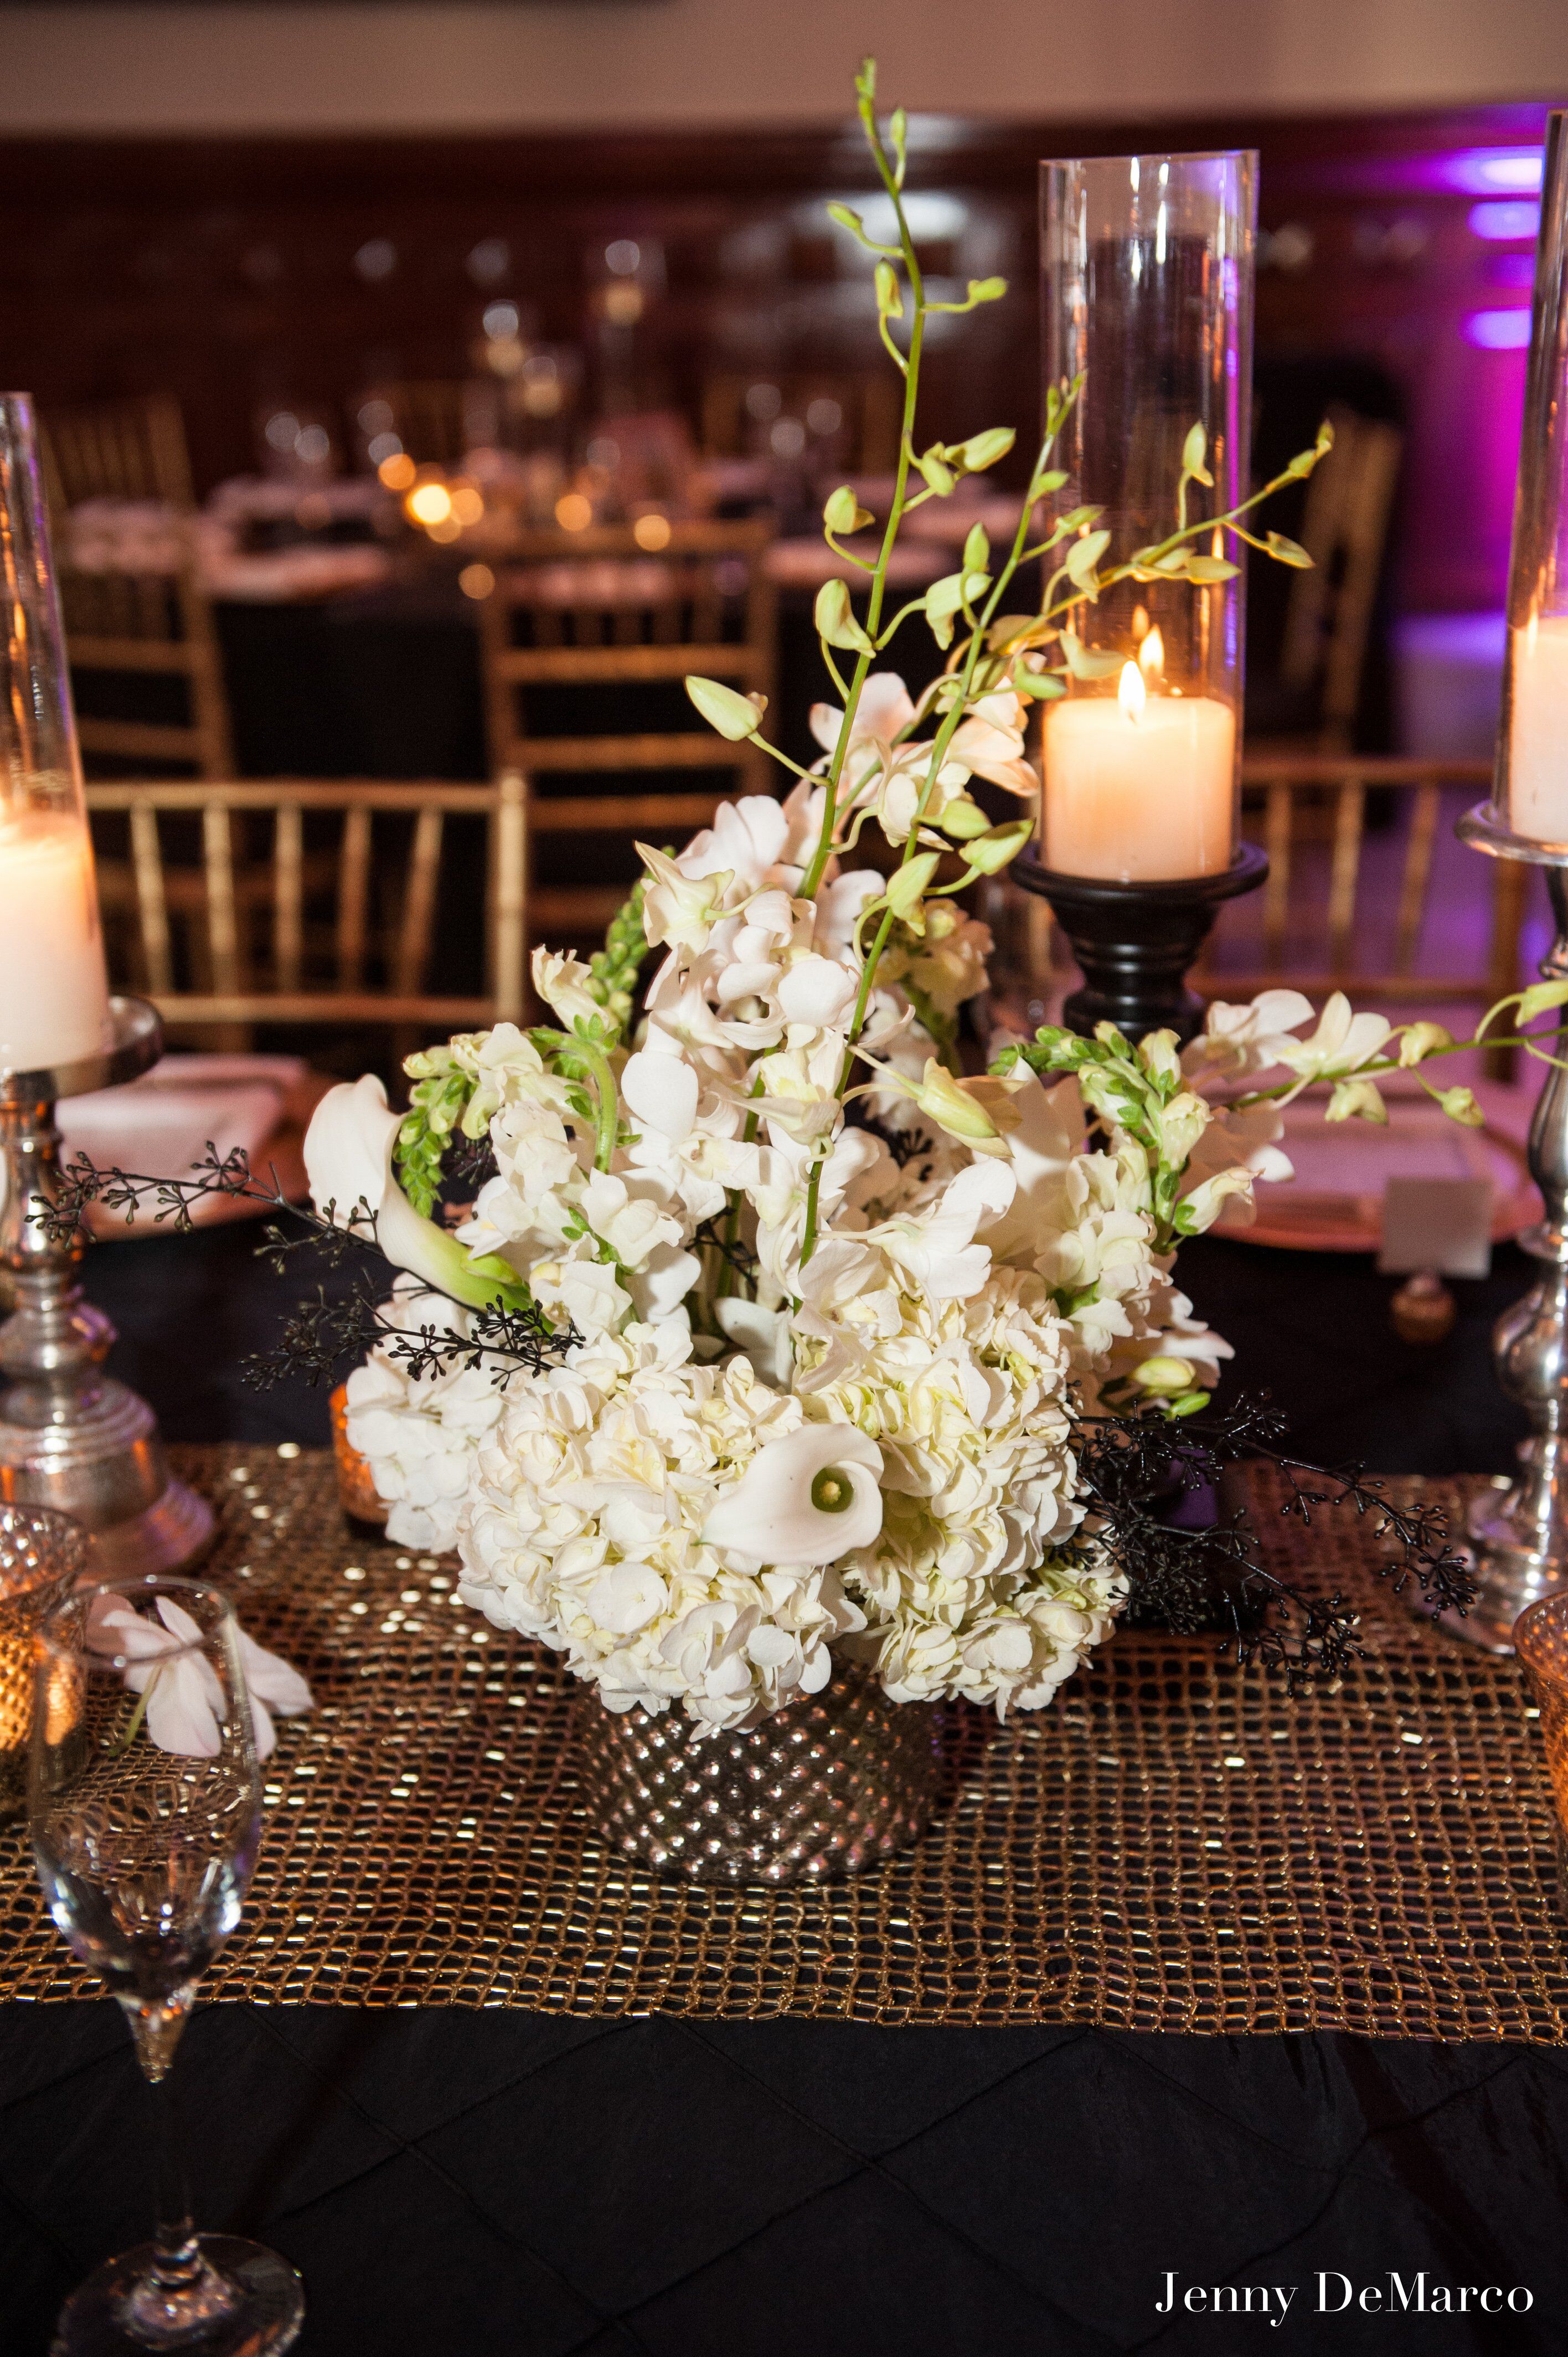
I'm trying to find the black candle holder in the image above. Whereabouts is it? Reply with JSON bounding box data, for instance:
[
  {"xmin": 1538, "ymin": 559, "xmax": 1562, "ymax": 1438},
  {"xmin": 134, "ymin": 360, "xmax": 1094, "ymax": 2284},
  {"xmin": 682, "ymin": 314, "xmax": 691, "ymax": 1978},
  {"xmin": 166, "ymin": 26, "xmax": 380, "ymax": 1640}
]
[{"xmin": 1012, "ymin": 843, "xmax": 1269, "ymax": 1046}]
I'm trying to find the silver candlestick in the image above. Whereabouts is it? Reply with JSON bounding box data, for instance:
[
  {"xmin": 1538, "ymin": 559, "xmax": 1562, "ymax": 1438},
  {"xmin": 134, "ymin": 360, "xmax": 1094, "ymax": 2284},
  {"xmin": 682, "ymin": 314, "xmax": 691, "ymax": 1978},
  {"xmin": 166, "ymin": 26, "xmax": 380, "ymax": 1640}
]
[
  {"xmin": 0, "ymin": 994, "xmax": 214, "ymax": 1574},
  {"xmin": 1443, "ymin": 804, "xmax": 1568, "ymax": 1650}
]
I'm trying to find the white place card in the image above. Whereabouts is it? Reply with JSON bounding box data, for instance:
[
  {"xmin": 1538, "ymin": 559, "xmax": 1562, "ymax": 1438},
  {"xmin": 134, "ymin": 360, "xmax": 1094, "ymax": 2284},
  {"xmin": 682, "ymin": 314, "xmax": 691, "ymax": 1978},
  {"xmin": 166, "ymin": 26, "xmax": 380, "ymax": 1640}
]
[{"xmin": 1378, "ymin": 1175, "xmax": 1494, "ymax": 1279}]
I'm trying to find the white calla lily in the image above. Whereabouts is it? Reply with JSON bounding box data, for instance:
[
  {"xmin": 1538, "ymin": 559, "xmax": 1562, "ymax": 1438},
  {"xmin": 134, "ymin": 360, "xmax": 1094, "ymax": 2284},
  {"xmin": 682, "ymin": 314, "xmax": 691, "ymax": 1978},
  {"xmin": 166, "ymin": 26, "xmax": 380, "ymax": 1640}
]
[
  {"xmin": 304, "ymin": 1075, "xmax": 532, "ymax": 1314},
  {"xmin": 703, "ymin": 1423, "xmax": 883, "ymax": 1567}
]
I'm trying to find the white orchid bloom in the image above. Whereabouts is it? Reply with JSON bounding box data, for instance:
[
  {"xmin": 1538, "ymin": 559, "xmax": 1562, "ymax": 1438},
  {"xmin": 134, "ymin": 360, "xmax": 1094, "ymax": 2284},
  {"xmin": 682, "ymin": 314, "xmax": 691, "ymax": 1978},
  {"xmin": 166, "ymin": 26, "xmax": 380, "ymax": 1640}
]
[
  {"xmin": 621, "ymin": 1042, "xmax": 700, "ymax": 1143},
  {"xmin": 870, "ymin": 1159, "xmax": 1017, "ymax": 1301},
  {"xmin": 1182, "ymin": 989, "xmax": 1317, "ymax": 1081},
  {"xmin": 809, "ymin": 670, "xmax": 916, "ymax": 777},
  {"xmin": 637, "ymin": 845, "xmax": 736, "ymax": 952},
  {"xmin": 776, "ymin": 954, "xmax": 859, "ymax": 1030},
  {"xmin": 1175, "ymin": 1165, "xmax": 1257, "ymax": 1234},
  {"xmin": 713, "ymin": 1296, "xmax": 794, "ymax": 1388},
  {"xmin": 946, "ymin": 691, "xmax": 1039, "ymax": 800},
  {"xmin": 703, "ymin": 1422, "xmax": 884, "ymax": 1568},
  {"xmin": 305, "ymin": 1076, "xmax": 532, "ymax": 1314},
  {"xmin": 1268, "ymin": 992, "xmax": 1392, "ymax": 1091},
  {"xmin": 531, "ymin": 948, "xmax": 602, "ymax": 1032},
  {"xmin": 675, "ymin": 795, "xmax": 791, "ymax": 890},
  {"xmin": 814, "ymin": 867, "xmax": 884, "ymax": 960},
  {"xmin": 86, "ymin": 1595, "xmax": 310, "ymax": 1762}
]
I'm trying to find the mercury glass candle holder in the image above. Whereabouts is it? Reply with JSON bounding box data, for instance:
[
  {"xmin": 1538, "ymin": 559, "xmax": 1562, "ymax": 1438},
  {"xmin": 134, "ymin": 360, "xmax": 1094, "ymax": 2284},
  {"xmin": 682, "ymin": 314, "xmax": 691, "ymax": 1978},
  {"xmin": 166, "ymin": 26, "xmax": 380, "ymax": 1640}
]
[
  {"xmin": 1445, "ymin": 117, "xmax": 1568, "ymax": 1650},
  {"xmin": 0, "ymin": 396, "xmax": 212, "ymax": 1577},
  {"xmin": 1035, "ymin": 149, "xmax": 1256, "ymax": 884},
  {"xmin": 1494, "ymin": 113, "xmax": 1568, "ymax": 848}
]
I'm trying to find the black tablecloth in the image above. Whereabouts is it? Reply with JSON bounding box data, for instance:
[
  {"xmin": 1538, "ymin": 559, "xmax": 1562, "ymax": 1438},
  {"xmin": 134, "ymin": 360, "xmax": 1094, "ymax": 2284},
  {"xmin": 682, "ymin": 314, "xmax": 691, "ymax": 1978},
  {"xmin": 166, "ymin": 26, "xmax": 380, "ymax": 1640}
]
[{"xmin": 2, "ymin": 1227, "xmax": 1564, "ymax": 2355}]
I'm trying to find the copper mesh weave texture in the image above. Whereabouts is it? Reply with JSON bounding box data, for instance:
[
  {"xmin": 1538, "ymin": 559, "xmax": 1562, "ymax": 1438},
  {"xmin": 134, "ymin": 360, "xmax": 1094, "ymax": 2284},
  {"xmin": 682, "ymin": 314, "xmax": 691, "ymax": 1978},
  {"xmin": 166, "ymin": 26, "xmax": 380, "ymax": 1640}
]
[{"xmin": 0, "ymin": 1449, "xmax": 1564, "ymax": 2036}]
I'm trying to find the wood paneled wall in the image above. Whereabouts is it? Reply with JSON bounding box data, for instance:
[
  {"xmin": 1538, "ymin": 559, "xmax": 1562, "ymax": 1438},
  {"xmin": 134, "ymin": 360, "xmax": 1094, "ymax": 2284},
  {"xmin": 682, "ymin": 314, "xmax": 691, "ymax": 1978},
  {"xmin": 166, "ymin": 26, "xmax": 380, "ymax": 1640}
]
[{"xmin": 0, "ymin": 100, "xmax": 1550, "ymax": 609}]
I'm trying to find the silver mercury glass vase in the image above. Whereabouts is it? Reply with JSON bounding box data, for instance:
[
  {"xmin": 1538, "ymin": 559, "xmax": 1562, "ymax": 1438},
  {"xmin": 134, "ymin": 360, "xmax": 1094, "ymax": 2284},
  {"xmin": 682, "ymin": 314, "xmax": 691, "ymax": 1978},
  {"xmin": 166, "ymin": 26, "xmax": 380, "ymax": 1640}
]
[{"xmin": 573, "ymin": 1666, "xmax": 941, "ymax": 1885}]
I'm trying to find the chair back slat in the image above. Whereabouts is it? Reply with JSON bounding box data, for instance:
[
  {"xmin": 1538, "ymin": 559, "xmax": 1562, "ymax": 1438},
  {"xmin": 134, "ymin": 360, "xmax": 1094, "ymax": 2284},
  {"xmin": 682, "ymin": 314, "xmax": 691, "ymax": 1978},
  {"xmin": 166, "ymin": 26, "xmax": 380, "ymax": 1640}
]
[
  {"xmin": 1326, "ymin": 776, "xmax": 1366, "ymax": 976},
  {"xmin": 395, "ymin": 809, "xmax": 445, "ymax": 998},
  {"xmin": 1262, "ymin": 784, "xmax": 1293, "ymax": 967},
  {"xmin": 1392, "ymin": 781, "xmax": 1442, "ymax": 974},
  {"xmin": 127, "ymin": 801, "xmax": 173, "ymax": 995},
  {"xmin": 201, "ymin": 802, "xmax": 241, "ymax": 997},
  {"xmin": 337, "ymin": 806, "xmax": 373, "ymax": 990},
  {"xmin": 273, "ymin": 804, "xmax": 304, "ymax": 991},
  {"xmin": 491, "ymin": 772, "xmax": 528, "ymax": 1022}
]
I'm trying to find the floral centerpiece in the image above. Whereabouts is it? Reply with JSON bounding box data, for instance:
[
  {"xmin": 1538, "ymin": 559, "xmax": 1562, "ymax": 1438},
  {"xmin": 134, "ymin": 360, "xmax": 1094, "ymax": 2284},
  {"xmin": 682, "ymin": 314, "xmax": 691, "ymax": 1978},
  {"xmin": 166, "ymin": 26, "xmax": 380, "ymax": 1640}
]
[
  {"xmin": 301, "ymin": 66, "xmax": 1517, "ymax": 1733},
  {"xmin": 55, "ymin": 63, "xmax": 1566, "ymax": 1874}
]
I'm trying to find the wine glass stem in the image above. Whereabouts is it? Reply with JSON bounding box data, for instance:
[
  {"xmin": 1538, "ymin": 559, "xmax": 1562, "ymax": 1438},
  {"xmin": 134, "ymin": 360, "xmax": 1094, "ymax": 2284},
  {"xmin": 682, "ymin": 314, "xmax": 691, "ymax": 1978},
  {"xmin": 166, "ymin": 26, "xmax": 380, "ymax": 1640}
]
[{"xmin": 148, "ymin": 2068, "xmax": 201, "ymax": 2286}]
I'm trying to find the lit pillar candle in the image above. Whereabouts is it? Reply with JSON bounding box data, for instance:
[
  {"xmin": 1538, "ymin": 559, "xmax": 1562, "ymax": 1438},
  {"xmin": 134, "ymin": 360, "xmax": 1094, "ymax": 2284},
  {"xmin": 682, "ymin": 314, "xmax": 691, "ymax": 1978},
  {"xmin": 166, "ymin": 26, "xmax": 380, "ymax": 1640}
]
[
  {"xmin": 1507, "ymin": 614, "xmax": 1568, "ymax": 842},
  {"xmin": 0, "ymin": 806, "xmax": 111, "ymax": 1072},
  {"xmin": 1043, "ymin": 633, "xmax": 1236, "ymax": 881}
]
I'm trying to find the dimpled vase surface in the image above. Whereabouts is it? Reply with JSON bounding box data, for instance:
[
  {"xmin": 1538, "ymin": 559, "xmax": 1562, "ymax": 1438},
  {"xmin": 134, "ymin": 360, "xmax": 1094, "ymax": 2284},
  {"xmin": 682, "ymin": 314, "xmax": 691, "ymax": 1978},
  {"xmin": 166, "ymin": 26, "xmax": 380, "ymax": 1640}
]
[{"xmin": 572, "ymin": 1666, "xmax": 941, "ymax": 1885}]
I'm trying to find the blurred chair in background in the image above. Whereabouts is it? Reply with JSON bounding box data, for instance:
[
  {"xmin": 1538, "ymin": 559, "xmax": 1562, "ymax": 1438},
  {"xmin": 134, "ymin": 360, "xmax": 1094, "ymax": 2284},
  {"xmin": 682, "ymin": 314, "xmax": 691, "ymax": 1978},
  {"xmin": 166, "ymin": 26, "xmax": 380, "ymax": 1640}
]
[
  {"xmin": 1203, "ymin": 753, "xmax": 1520, "ymax": 1079},
  {"xmin": 85, "ymin": 777, "xmax": 525, "ymax": 1057},
  {"xmin": 478, "ymin": 517, "xmax": 776, "ymax": 944},
  {"xmin": 1275, "ymin": 407, "xmax": 1405, "ymax": 753},
  {"xmin": 42, "ymin": 395, "xmax": 234, "ymax": 782},
  {"xmin": 1246, "ymin": 404, "xmax": 1404, "ymax": 756},
  {"xmin": 375, "ymin": 380, "xmax": 499, "ymax": 468},
  {"xmin": 700, "ymin": 373, "xmax": 901, "ymax": 474}
]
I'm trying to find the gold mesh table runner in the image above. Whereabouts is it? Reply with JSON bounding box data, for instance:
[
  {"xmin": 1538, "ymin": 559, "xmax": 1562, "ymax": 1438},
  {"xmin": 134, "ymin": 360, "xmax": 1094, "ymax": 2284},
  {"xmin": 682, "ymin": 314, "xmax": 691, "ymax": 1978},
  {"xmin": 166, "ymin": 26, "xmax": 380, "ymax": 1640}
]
[{"xmin": 1, "ymin": 1447, "xmax": 1564, "ymax": 2037}]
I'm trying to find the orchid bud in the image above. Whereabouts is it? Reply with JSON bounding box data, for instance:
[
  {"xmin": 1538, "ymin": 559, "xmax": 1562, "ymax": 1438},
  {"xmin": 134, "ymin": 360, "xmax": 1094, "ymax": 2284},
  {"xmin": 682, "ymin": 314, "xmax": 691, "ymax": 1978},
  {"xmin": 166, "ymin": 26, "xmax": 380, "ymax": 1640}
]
[
  {"xmin": 963, "ymin": 820, "xmax": 1033, "ymax": 875},
  {"xmin": 1435, "ymin": 1084, "xmax": 1486, "ymax": 1128},
  {"xmin": 1397, "ymin": 1021, "xmax": 1455, "ymax": 1068},
  {"xmin": 685, "ymin": 675, "xmax": 762, "ymax": 741},
  {"xmin": 1132, "ymin": 1356, "xmax": 1196, "ymax": 1395},
  {"xmin": 1325, "ymin": 1077, "xmax": 1388, "ymax": 1125}
]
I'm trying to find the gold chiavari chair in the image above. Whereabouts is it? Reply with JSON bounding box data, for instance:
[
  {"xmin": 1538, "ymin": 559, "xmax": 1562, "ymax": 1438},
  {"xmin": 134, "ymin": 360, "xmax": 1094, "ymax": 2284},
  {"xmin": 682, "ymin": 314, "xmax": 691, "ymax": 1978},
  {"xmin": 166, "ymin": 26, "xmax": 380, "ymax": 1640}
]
[
  {"xmin": 85, "ymin": 778, "xmax": 526, "ymax": 1041},
  {"xmin": 42, "ymin": 395, "xmax": 233, "ymax": 781},
  {"xmin": 1270, "ymin": 405, "xmax": 1404, "ymax": 755},
  {"xmin": 479, "ymin": 518, "xmax": 776, "ymax": 941},
  {"xmin": 41, "ymin": 394, "xmax": 195, "ymax": 512},
  {"xmin": 1206, "ymin": 754, "xmax": 1521, "ymax": 1079}
]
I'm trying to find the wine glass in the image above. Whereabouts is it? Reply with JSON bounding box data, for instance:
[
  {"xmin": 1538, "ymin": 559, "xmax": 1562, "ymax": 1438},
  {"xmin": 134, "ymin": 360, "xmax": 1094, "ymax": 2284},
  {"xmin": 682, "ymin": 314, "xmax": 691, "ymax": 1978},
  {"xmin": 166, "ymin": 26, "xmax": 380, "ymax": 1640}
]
[{"xmin": 29, "ymin": 1574, "xmax": 305, "ymax": 2355}]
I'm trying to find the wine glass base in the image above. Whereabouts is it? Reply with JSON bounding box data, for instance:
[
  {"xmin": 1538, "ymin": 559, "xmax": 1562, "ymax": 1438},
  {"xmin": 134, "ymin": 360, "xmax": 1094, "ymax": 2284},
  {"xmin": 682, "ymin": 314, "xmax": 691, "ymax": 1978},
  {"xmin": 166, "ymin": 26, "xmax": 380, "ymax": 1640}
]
[{"xmin": 51, "ymin": 2235, "xmax": 303, "ymax": 2356}]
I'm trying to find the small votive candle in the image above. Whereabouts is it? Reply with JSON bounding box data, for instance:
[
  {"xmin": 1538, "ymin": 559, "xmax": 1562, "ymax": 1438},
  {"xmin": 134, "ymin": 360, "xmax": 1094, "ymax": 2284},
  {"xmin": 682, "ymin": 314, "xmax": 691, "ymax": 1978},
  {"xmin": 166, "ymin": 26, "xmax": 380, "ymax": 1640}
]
[
  {"xmin": 1044, "ymin": 635, "xmax": 1236, "ymax": 881},
  {"xmin": 0, "ymin": 1503, "xmax": 87, "ymax": 1821}
]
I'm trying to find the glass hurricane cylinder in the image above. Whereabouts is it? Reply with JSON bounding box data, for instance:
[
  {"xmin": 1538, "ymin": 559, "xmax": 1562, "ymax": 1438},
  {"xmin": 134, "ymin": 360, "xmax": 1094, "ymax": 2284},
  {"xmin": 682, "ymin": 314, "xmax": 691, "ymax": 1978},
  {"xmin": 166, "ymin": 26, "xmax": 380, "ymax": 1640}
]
[
  {"xmin": 1038, "ymin": 151, "xmax": 1256, "ymax": 883},
  {"xmin": 0, "ymin": 394, "xmax": 111, "ymax": 1075},
  {"xmin": 1497, "ymin": 113, "xmax": 1568, "ymax": 845}
]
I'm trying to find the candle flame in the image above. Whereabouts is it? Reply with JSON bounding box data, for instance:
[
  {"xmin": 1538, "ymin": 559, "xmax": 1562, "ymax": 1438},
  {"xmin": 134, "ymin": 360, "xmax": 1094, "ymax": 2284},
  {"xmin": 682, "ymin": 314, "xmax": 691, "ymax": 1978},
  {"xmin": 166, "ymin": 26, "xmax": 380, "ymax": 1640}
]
[
  {"xmin": 1118, "ymin": 661, "xmax": 1146, "ymax": 723},
  {"xmin": 1138, "ymin": 626, "xmax": 1165, "ymax": 678}
]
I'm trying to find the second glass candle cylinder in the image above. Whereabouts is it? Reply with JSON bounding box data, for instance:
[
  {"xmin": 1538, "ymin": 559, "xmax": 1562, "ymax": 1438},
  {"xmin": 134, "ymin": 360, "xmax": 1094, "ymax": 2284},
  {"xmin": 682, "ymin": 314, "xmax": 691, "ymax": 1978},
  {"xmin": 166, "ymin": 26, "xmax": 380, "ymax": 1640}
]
[{"xmin": 1038, "ymin": 150, "xmax": 1256, "ymax": 882}]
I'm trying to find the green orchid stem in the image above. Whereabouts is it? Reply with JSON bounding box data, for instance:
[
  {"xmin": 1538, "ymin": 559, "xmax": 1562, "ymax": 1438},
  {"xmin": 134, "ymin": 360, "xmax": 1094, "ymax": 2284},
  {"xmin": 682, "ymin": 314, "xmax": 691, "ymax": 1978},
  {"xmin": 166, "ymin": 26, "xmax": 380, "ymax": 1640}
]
[
  {"xmin": 800, "ymin": 434, "xmax": 1064, "ymax": 1265},
  {"xmin": 798, "ymin": 121, "xmax": 927, "ymax": 906},
  {"xmin": 109, "ymin": 1680, "xmax": 153, "ymax": 1754},
  {"xmin": 534, "ymin": 1026, "xmax": 620, "ymax": 1171}
]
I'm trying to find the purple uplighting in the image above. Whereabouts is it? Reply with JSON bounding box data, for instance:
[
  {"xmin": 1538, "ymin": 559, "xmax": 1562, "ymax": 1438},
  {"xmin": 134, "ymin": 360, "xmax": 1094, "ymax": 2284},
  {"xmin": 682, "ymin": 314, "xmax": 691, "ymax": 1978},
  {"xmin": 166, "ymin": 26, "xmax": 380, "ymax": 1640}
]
[
  {"xmin": 1469, "ymin": 198, "xmax": 1543, "ymax": 241},
  {"xmin": 1440, "ymin": 147, "xmax": 1545, "ymax": 195},
  {"xmin": 1464, "ymin": 307, "xmax": 1534, "ymax": 349}
]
